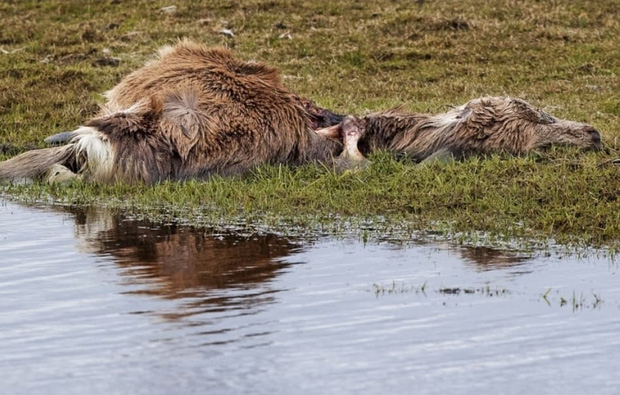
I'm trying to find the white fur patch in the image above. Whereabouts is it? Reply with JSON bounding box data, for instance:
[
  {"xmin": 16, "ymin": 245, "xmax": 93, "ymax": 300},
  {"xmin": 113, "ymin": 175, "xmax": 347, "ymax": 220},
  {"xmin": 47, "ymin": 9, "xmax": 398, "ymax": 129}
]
[
  {"xmin": 157, "ymin": 45, "xmax": 175, "ymax": 58},
  {"xmin": 432, "ymin": 107, "xmax": 462, "ymax": 128},
  {"xmin": 71, "ymin": 126, "xmax": 115, "ymax": 182},
  {"xmin": 119, "ymin": 100, "xmax": 148, "ymax": 114},
  {"xmin": 101, "ymin": 99, "xmax": 149, "ymax": 116},
  {"xmin": 103, "ymin": 89, "xmax": 114, "ymax": 100},
  {"xmin": 102, "ymin": 89, "xmax": 121, "ymax": 112},
  {"xmin": 142, "ymin": 44, "xmax": 176, "ymax": 67}
]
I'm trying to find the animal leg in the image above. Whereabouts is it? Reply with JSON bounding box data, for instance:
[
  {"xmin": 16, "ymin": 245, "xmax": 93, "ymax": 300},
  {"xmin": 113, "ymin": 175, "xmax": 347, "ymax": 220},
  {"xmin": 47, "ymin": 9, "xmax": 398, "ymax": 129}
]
[
  {"xmin": 0, "ymin": 145, "xmax": 76, "ymax": 183},
  {"xmin": 298, "ymin": 97, "xmax": 345, "ymax": 129},
  {"xmin": 44, "ymin": 131, "xmax": 79, "ymax": 145}
]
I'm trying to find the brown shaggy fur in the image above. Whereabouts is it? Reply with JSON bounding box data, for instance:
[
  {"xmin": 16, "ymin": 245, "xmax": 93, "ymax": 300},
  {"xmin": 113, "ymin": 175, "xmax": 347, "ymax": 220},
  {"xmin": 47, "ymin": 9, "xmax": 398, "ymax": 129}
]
[
  {"xmin": 355, "ymin": 97, "xmax": 602, "ymax": 161},
  {"xmin": 0, "ymin": 42, "xmax": 602, "ymax": 184},
  {"xmin": 0, "ymin": 40, "xmax": 343, "ymax": 184}
]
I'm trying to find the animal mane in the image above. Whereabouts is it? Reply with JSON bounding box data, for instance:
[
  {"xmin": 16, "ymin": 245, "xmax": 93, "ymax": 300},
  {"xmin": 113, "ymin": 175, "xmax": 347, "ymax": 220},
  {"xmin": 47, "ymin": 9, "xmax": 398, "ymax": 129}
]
[
  {"xmin": 372, "ymin": 105, "xmax": 410, "ymax": 117},
  {"xmin": 357, "ymin": 107, "xmax": 430, "ymax": 156}
]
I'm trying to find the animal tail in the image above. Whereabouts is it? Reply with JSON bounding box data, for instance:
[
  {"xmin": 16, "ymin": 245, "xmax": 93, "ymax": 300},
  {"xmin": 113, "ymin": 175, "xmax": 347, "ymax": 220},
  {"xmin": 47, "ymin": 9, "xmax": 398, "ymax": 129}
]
[
  {"xmin": 1, "ymin": 126, "xmax": 118, "ymax": 183},
  {"xmin": 0, "ymin": 144, "xmax": 77, "ymax": 182}
]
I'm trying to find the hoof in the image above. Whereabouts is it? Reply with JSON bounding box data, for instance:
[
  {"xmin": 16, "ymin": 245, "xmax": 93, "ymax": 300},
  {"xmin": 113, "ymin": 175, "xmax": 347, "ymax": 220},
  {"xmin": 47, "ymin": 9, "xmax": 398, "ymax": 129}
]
[{"xmin": 46, "ymin": 164, "xmax": 79, "ymax": 184}]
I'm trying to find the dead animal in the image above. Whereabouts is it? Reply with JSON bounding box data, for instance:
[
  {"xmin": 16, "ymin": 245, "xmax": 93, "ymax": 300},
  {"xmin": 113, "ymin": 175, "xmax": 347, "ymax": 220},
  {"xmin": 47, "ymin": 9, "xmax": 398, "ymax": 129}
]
[
  {"xmin": 0, "ymin": 42, "xmax": 603, "ymax": 184},
  {"xmin": 0, "ymin": 40, "xmax": 346, "ymax": 184},
  {"xmin": 327, "ymin": 97, "xmax": 602, "ymax": 163}
]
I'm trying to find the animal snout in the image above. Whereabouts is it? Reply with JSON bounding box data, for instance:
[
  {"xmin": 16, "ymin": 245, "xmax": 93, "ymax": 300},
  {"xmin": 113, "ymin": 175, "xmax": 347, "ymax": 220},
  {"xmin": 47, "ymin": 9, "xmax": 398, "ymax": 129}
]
[{"xmin": 585, "ymin": 127, "xmax": 602, "ymax": 149}]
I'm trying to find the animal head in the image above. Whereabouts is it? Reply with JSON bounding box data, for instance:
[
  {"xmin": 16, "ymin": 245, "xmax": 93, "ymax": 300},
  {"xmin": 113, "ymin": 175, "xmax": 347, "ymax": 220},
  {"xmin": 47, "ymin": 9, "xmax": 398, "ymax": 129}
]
[
  {"xmin": 352, "ymin": 97, "xmax": 602, "ymax": 160},
  {"xmin": 487, "ymin": 98, "xmax": 602, "ymax": 152}
]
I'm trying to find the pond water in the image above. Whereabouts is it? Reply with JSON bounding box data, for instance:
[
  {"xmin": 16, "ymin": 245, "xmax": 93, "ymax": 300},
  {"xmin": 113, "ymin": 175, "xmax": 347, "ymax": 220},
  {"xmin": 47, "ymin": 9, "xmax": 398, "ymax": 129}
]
[{"xmin": 1, "ymin": 199, "xmax": 619, "ymax": 394}]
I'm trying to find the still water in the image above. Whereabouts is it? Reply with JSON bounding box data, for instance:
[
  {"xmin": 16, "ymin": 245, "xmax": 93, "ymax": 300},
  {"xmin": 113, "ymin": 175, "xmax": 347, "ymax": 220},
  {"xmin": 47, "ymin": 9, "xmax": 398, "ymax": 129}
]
[{"xmin": 0, "ymin": 199, "xmax": 619, "ymax": 394}]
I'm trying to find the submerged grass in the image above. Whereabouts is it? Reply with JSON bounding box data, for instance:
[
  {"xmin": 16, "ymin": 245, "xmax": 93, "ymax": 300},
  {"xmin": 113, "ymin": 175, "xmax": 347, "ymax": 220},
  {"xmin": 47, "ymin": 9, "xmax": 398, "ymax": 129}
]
[{"xmin": 1, "ymin": 0, "xmax": 620, "ymax": 246}]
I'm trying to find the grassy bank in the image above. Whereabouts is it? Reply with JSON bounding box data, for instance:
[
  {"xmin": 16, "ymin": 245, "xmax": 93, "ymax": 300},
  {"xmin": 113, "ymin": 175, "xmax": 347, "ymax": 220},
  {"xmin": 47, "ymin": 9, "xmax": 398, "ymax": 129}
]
[{"xmin": 1, "ymin": 0, "xmax": 620, "ymax": 246}]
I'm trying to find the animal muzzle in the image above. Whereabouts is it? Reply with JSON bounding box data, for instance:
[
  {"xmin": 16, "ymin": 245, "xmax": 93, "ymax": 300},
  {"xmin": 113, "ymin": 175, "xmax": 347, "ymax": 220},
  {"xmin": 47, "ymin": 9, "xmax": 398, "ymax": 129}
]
[{"xmin": 585, "ymin": 127, "xmax": 603, "ymax": 150}]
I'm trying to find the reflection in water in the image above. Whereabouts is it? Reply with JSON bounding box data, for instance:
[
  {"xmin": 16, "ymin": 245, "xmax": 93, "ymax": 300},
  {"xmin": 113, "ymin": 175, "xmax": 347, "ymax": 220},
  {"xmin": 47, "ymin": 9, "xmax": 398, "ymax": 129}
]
[
  {"xmin": 60, "ymin": 206, "xmax": 306, "ymax": 319},
  {"xmin": 56, "ymin": 205, "xmax": 535, "ymax": 294},
  {"xmin": 2, "ymin": 200, "xmax": 619, "ymax": 395},
  {"xmin": 379, "ymin": 237, "xmax": 533, "ymax": 272},
  {"xmin": 18, "ymin": 203, "xmax": 536, "ymax": 323},
  {"xmin": 55, "ymin": 206, "xmax": 534, "ymax": 303},
  {"xmin": 457, "ymin": 246, "xmax": 531, "ymax": 271}
]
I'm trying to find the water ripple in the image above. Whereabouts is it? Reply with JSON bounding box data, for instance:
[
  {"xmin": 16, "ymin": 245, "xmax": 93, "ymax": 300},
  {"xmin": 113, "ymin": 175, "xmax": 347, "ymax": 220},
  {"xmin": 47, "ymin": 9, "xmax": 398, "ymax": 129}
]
[{"xmin": 1, "ymin": 200, "xmax": 619, "ymax": 394}]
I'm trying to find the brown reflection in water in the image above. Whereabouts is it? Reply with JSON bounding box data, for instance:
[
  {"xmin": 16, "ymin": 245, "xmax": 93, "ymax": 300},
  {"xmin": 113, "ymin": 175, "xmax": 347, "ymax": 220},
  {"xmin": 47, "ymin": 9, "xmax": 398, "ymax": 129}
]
[
  {"xmin": 25, "ymin": 202, "xmax": 532, "ymax": 310},
  {"xmin": 56, "ymin": 206, "xmax": 306, "ymax": 319},
  {"xmin": 384, "ymin": 239, "xmax": 532, "ymax": 272},
  {"xmin": 457, "ymin": 246, "xmax": 531, "ymax": 271}
]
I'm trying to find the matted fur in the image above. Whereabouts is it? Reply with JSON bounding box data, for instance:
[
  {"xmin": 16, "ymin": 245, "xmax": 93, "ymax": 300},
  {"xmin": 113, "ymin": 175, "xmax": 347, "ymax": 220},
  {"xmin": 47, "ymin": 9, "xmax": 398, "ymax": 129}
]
[
  {"xmin": 0, "ymin": 40, "xmax": 342, "ymax": 184},
  {"xmin": 357, "ymin": 97, "xmax": 602, "ymax": 161},
  {"xmin": 0, "ymin": 43, "xmax": 602, "ymax": 184}
]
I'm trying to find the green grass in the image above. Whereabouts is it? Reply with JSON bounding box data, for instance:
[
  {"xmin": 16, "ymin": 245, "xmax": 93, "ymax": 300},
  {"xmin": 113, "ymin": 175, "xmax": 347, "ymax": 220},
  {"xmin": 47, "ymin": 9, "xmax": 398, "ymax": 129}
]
[{"xmin": 1, "ymin": 0, "xmax": 620, "ymax": 246}]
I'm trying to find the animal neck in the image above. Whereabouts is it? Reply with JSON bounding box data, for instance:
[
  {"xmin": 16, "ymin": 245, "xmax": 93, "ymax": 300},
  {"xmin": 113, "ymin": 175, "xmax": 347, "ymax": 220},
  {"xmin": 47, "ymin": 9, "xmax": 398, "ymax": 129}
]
[
  {"xmin": 526, "ymin": 125, "xmax": 559, "ymax": 152},
  {"xmin": 358, "ymin": 111, "xmax": 433, "ymax": 158}
]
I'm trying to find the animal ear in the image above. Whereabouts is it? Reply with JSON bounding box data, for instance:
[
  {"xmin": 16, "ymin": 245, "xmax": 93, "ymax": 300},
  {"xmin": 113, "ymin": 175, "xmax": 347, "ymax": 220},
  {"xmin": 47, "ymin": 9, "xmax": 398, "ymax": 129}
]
[
  {"xmin": 461, "ymin": 100, "xmax": 496, "ymax": 133},
  {"xmin": 510, "ymin": 98, "xmax": 554, "ymax": 124}
]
